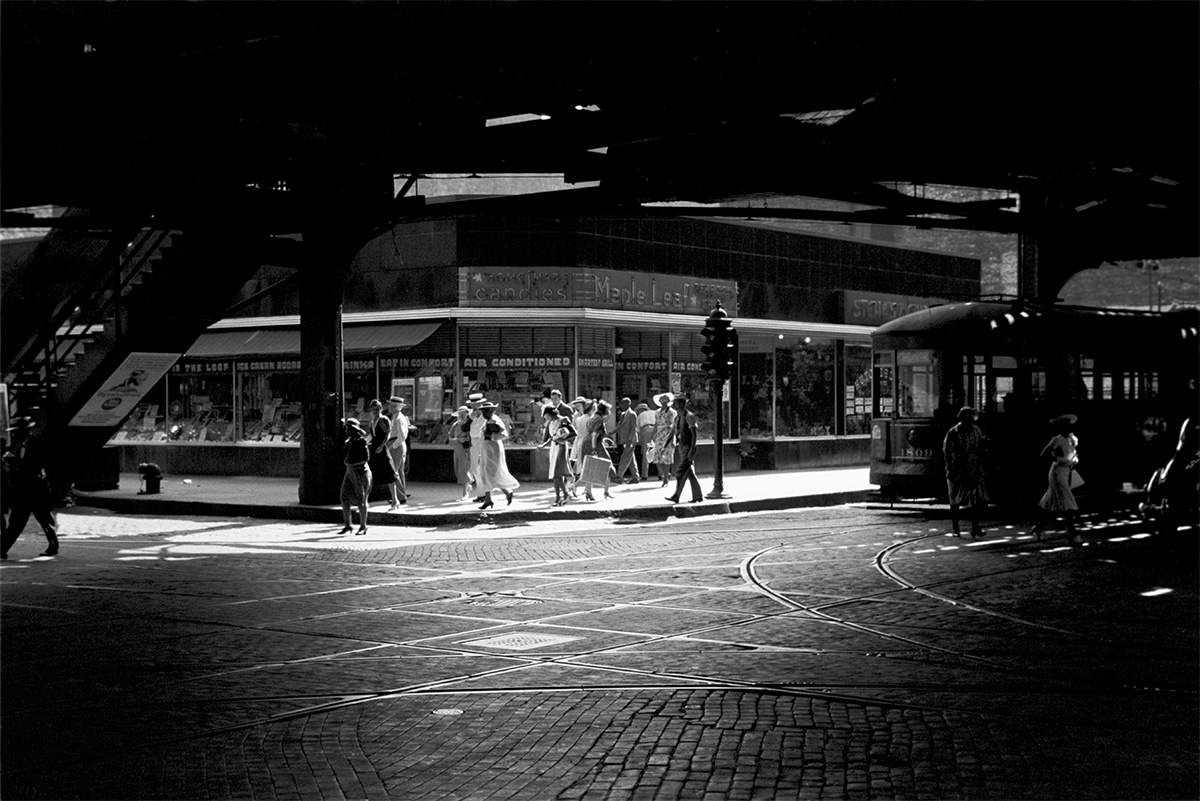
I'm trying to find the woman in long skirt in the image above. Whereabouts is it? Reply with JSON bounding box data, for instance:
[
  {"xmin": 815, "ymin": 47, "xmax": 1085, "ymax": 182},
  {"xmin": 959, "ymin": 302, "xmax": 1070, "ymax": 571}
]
[
  {"xmin": 447, "ymin": 406, "xmax": 473, "ymax": 501},
  {"xmin": 475, "ymin": 402, "xmax": 520, "ymax": 510},
  {"xmin": 942, "ymin": 406, "xmax": 989, "ymax": 538},
  {"xmin": 651, "ymin": 392, "xmax": 677, "ymax": 487},
  {"xmin": 569, "ymin": 398, "xmax": 591, "ymax": 482},
  {"xmin": 1030, "ymin": 414, "xmax": 1081, "ymax": 541},
  {"xmin": 366, "ymin": 399, "xmax": 401, "ymax": 510},
  {"xmin": 541, "ymin": 405, "xmax": 577, "ymax": 506}
]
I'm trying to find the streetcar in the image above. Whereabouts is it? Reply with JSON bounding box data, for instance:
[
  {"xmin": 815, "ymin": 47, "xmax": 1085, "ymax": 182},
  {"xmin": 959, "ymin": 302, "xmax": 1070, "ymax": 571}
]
[{"xmin": 868, "ymin": 299, "xmax": 1200, "ymax": 504}]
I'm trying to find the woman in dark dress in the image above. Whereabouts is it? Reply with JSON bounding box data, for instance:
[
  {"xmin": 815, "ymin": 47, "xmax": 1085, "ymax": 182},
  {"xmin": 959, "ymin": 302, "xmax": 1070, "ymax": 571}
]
[
  {"xmin": 580, "ymin": 399, "xmax": 614, "ymax": 502},
  {"xmin": 366, "ymin": 399, "xmax": 399, "ymax": 510}
]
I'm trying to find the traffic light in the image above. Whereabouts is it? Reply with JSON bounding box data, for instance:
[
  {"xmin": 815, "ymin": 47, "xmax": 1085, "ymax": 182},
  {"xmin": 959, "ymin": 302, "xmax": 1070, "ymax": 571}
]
[{"xmin": 701, "ymin": 302, "xmax": 735, "ymax": 380}]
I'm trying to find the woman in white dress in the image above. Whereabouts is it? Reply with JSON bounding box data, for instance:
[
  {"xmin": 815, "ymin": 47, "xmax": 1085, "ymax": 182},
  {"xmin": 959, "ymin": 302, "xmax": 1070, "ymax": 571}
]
[
  {"xmin": 1030, "ymin": 414, "xmax": 1081, "ymax": 541},
  {"xmin": 475, "ymin": 401, "xmax": 520, "ymax": 510},
  {"xmin": 569, "ymin": 398, "xmax": 593, "ymax": 495},
  {"xmin": 447, "ymin": 406, "xmax": 473, "ymax": 501}
]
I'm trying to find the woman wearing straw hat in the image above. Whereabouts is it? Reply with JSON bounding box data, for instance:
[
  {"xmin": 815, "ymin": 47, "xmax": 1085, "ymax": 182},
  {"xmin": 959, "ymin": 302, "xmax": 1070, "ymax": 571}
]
[
  {"xmin": 650, "ymin": 392, "xmax": 677, "ymax": 487},
  {"xmin": 475, "ymin": 401, "xmax": 519, "ymax": 510},
  {"xmin": 338, "ymin": 418, "xmax": 372, "ymax": 535},
  {"xmin": 447, "ymin": 406, "xmax": 474, "ymax": 501}
]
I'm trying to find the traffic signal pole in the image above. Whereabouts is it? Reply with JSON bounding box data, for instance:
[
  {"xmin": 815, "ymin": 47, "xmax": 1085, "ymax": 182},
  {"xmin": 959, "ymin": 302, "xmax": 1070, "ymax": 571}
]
[
  {"xmin": 707, "ymin": 374, "xmax": 727, "ymax": 499},
  {"xmin": 700, "ymin": 302, "xmax": 733, "ymax": 499}
]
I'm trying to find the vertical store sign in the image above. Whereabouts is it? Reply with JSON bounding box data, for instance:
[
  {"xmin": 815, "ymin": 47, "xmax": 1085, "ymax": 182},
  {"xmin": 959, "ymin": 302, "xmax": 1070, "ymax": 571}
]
[{"xmin": 70, "ymin": 352, "xmax": 181, "ymax": 427}]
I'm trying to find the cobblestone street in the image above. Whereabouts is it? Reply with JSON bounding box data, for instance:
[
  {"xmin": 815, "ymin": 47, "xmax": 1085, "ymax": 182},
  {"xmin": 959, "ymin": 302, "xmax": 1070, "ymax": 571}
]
[{"xmin": 2, "ymin": 505, "xmax": 1196, "ymax": 800}]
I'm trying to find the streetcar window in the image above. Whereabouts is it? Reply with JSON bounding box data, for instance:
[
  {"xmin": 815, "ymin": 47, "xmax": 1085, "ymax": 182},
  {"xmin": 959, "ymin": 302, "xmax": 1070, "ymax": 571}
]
[
  {"xmin": 962, "ymin": 355, "xmax": 985, "ymax": 409},
  {"xmin": 1030, "ymin": 370, "xmax": 1048, "ymax": 404},
  {"xmin": 897, "ymin": 349, "xmax": 938, "ymax": 417},
  {"xmin": 1080, "ymin": 357, "xmax": 1096, "ymax": 401}
]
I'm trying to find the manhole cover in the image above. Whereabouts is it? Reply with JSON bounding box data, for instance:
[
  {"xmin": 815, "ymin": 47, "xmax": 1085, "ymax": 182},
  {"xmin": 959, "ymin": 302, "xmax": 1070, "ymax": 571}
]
[
  {"xmin": 462, "ymin": 632, "xmax": 581, "ymax": 651},
  {"xmin": 465, "ymin": 597, "xmax": 543, "ymax": 608}
]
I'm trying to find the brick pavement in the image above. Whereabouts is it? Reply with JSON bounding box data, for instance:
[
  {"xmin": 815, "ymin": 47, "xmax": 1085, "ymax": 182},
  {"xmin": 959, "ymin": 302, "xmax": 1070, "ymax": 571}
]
[{"xmin": 1, "ymin": 506, "xmax": 1195, "ymax": 800}]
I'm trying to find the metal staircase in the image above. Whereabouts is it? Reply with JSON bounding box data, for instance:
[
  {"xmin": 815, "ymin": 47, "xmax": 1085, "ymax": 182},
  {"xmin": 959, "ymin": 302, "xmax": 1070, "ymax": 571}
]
[{"xmin": 2, "ymin": 218, "xmax": 268, "ymax": 491}]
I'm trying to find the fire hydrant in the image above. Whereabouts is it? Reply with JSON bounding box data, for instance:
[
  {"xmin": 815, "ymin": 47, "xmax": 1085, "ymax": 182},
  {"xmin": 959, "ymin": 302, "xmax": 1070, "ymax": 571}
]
[{"xmin": 137, "ymin": 462, "xmax": 163, "ymax": 495}]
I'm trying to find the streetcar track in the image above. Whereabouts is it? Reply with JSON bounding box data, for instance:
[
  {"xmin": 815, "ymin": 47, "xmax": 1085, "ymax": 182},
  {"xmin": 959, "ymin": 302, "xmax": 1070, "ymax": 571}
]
[{"xmin": 5, "ymin": 508, "xmax": 1193, "ymax": 785}]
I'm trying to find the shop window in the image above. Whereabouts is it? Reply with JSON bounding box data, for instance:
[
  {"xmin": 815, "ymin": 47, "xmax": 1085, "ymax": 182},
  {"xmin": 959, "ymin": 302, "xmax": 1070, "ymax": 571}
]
[
  {"xmin": 579, "ymin": 325, "xmax": 615, "ymax": 404},
  {"xmin": 775, "ymin": 337, "xmax": 835, "ymax": 436},
  {"xmin": 897, "ymin": 349, "xmax": 938, "ymax": 418},
  {"xmin": 112, "ymin": 364, "xmax": 237, "ymax": 443},
  {"xmin": 383, "ymin": 356, "xmax": 457, "ymax": 444},
  {"xmin": 671, "ymin": 328, "xmax": 719, "ymax": 440},
  {"xmin": 343, "ymin": 358, "xmax": 377, "ymax": 421},
  {"xmin": 843, "ymin": 344, "xmax": 871, "ymax": 435},
  {"xmin": 462, "ymin": 326, "xmax": 576, "ymax": 445},
  {"xmin": 240, "ymin": 367, "xmax": 302, "ymax": 442},
  {"xmin": 739, "ymin": 350, "xmax": 773, "ymax": 438},
  {"xmin": 873, "ymin": 350, "xmax": 895, "ymax": 417},
  {"xmin": 616, "ymin": 329, "xmax": 669, "ymax": 407}
]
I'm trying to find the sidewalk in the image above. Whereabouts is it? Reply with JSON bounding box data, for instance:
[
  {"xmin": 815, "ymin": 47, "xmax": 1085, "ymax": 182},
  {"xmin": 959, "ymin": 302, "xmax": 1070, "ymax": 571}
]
[{"xmin": 72, "ymin": 466, "xmax": 877, "ymax": 525}]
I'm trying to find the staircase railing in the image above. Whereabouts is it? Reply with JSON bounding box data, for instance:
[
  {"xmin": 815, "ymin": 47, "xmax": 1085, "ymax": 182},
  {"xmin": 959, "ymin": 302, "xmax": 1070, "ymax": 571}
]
[{"xmin": 4, "ymin": 226, "xmax": 176, "ymax": 420}]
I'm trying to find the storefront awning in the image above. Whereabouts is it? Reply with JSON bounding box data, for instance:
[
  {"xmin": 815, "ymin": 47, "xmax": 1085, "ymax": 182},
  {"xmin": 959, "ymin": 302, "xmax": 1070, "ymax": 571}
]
[
  {"xmin": 342, "ymin": 322, "xmax": 440, "ymax": 352},
  {"xmin": 186, "ymin": 322, "xmax": 440, "ymax": 358},
  {"xmin": 186, "ymin": 328, "xmax": 300, "ymax": 357}
]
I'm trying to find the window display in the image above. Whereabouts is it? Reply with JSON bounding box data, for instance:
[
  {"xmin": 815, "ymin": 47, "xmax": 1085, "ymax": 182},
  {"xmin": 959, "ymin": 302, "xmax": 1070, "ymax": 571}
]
[
  {"xmin": 386, "ymin": 357, "xmax": 456, "ymax": 444},
  {"xmin": 775, "ymin": 337, "xmax": 834, "ymax": 437},
  {"xmin": 843, "ymin": 344, "xmax": 872, "ymax": 435},
  {"xmin": 239, "ymin": 365, "xmax": 302, "ymax": 442},
  {"xmin": 738, "ymin": 350, "xmax": 773, "ymax": 439}
]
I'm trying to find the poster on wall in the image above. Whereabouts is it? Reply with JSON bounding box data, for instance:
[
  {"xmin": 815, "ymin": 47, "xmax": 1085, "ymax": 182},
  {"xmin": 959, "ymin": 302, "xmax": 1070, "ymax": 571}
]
[
  {"xmin": 69, "ymin": 352, "xmax": 181, "ymax": 427},
  {"xmin": 390, "ymin": 378, "xmax": 416, "ymax": 407},
  {"xmin": 416, "ymin": 376, "xmax": 442, "ymax": 422}
]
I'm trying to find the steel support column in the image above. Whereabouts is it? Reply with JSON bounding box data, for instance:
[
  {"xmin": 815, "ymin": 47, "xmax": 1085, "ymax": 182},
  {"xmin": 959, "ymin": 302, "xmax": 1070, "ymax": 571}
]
[{"xmin": 295, "ymin": 172, "xmax": 395, "ymax": 505}]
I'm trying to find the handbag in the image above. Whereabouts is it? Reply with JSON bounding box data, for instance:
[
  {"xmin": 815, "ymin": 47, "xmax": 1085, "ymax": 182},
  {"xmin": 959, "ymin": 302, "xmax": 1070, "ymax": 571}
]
[
  {"xmin": 581, "ymin": 454, "xmax": 613, "ymax": 485},
  {"xmin": 1069, "ymin": 469, "xmax": 1085, "ymax": 489}
]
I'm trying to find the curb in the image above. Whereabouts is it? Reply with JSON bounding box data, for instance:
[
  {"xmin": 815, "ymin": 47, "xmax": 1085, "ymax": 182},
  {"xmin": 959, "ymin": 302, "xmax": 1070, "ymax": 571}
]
[{"xmin": 71, "ymin": 490, "xmax": 877, "ymax": 526}]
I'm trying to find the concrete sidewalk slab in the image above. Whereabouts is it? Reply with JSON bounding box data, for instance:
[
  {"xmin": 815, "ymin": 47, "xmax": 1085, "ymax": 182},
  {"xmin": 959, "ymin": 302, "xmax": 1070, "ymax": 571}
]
[{"xmin": 72, "ymin": 467, "xmax": 877, "ymax": 525}]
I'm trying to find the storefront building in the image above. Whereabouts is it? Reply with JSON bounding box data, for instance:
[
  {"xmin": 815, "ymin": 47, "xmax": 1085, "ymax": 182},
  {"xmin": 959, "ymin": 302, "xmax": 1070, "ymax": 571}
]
[{"xmin": 111, "ymin": 216, "xmax": 975, "ymax": 479}]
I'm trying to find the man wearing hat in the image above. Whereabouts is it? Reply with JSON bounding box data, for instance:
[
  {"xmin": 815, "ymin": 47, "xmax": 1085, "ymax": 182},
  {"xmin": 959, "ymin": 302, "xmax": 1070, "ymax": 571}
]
[
  {"xmin": 613, "ymin": 397, "xmax": 641, "ymax": 484},
  {"xmin": 1, "ymin": 417, "xmax": 59, "ymax": 558},
  {"xmin": 666, "ymin": 395, "xmax": 704, "ymax": 504},
  {"xmin": 385, "ymin": 397, "xmax": 410, "ymax": 503}
]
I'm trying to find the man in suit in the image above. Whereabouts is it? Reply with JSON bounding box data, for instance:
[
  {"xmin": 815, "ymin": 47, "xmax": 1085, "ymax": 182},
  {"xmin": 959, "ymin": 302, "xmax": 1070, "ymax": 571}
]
[
  {"xmin": 613, "ymin": 397, "xmax": 640, "ymax": 483},
  {"xmin": 666, "ymin": 395, "xmax": 703, "ymax": 504}
]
